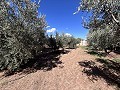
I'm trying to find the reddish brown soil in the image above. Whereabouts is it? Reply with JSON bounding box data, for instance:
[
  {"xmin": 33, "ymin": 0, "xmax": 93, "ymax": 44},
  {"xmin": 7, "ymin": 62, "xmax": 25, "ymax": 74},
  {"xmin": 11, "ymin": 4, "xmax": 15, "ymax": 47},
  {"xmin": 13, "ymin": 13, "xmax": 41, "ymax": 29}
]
[{"xmin": 0, "ymin": 48, "xmax": 117, "ymax": 90}]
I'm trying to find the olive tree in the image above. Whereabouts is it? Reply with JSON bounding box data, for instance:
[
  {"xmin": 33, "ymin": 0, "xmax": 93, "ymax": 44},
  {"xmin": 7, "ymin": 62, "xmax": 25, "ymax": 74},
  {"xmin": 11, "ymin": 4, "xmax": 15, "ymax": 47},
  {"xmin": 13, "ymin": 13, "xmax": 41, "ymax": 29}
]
[
  {"xmin": 0, "ymin": 0, "xmax": 46, "ymax": 72},
  {"xmin": 76, "ymin": 0, "xmax": 120, "ymax": 52}
]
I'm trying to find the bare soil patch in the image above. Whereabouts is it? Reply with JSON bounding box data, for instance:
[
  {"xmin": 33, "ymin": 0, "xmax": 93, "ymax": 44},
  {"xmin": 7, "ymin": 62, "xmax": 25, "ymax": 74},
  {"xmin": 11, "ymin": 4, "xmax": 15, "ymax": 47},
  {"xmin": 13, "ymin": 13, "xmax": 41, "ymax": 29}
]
[{"xmin": 0, "ymin": 48, "xmax": 119, "ymax": 90}]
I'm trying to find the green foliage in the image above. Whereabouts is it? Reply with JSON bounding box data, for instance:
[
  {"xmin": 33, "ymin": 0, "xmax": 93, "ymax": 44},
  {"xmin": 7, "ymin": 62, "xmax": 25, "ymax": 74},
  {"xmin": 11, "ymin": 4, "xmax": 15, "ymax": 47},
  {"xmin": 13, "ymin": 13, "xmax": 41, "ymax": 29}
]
[
  {"xmin": 48, "ymin": 35, "xmax": 57, "ymax": 49},
  {"xmin": 46, "ymin": 32, "xmax": 81, "ymax": 49},
  {"xmin": 55, "ymin": 32, "xmax": 63, "ymax": 48},
  {"xmin": 0, "ymin": 0, "xmax": 46, "ymax": 72},
  {"xmin": 55, "ymin": 33, "xmax": 81, "ymax": 49},
  {"xmin": 87, "ymin": 26, "xmax": 114, "ymax": 50},
  {"xmin": 77, "ymin": 0, "xmax": 120, "ymax": 52}
]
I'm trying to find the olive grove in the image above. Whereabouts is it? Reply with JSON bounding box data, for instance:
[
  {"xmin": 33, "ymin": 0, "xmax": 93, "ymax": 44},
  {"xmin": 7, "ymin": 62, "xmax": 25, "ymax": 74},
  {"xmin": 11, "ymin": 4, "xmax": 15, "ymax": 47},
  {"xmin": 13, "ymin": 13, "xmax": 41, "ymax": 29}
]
[{"xmin": 0, "ymin": 0, "xmax": 81, "ymax": 73}]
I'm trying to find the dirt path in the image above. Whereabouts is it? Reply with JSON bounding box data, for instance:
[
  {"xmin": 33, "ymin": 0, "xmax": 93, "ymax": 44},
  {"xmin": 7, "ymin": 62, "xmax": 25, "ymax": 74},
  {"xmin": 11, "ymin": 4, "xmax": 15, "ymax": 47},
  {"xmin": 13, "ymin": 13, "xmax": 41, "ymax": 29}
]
[{"xmin": 0, "ymin": 48, "xmax": 116, "ymax": 90}]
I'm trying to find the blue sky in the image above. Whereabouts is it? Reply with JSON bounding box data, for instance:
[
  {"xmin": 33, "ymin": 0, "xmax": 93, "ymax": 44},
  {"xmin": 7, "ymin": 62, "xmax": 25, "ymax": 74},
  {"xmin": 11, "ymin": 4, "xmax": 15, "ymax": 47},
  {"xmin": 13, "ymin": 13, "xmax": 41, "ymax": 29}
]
[{"xmin": 38, "ymin": 0, "xmax": 88, "ymax": 39}]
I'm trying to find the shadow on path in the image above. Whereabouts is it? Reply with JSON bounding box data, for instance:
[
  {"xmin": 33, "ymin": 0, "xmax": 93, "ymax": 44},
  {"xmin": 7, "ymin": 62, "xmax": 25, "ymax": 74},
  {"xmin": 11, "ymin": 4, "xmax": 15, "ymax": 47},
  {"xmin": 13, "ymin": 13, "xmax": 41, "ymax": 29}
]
[
  {"xmin": 85, "ymin": 50, "xmax": 108, "ymax": 57},
  {"xmin": 3, "ymin": 49, "xmax": 70, "ymax": 76},
  {"xmin": 21, "ymin": 49, "xmax": 70, "ymax": 73},
  {"xmin": 78, "ymin": 58, "xmax": 120, "ymax": 88}
]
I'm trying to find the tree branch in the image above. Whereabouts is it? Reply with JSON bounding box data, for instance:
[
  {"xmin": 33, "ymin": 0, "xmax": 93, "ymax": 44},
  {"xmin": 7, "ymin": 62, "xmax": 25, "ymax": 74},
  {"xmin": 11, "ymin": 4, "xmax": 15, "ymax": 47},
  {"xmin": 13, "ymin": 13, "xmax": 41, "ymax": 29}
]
[{"xmin": 111, "ymin": 14, "xmax": 119, "ymax": 23}]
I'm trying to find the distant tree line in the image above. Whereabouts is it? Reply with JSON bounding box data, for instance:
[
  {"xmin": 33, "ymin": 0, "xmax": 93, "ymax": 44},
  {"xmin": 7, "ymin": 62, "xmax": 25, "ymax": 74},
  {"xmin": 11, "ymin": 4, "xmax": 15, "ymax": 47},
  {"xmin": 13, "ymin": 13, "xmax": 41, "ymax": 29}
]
[{"xmin": 47, "ymin": 32, "xmax": 82, "ymax": 49}]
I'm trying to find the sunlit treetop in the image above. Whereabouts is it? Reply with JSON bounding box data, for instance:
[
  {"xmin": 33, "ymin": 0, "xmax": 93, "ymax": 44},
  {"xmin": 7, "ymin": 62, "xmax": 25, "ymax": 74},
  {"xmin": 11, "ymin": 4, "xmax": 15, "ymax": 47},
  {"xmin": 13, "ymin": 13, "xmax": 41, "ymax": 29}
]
[{"xmin": 76, "ymin": 0, "xmax": 120, "ymax": 29}]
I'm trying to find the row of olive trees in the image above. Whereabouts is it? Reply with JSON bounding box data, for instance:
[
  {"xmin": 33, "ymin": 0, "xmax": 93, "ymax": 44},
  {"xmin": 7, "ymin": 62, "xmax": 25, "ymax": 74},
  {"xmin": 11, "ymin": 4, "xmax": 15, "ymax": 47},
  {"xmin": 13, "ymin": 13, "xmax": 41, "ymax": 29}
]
[
  {"xmin": 47, "ymin": 32, "xmax": 82, "ymax": 49},
  {"xmin": 0, "ymin": 0, "xmax": 47, "ymax": 72},
  {"xmin": 87, "ymin": 26, "xmax": 116, "ymax": 52},
  {"xmin": 0, "ymin": 0, "xmax": 81, "ymax": 72},
  {"xmin": 77, "ymin": 0, "xmax": 120, "ymax": 53}
]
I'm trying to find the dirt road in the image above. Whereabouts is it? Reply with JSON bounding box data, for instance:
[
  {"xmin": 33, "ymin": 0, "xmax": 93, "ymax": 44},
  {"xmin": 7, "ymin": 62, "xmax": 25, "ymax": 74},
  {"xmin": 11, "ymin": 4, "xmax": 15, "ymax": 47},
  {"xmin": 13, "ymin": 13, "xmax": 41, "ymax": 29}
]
[{"xmin": 0, "ymin": 48, "xmax": 115, "ymax": 90}]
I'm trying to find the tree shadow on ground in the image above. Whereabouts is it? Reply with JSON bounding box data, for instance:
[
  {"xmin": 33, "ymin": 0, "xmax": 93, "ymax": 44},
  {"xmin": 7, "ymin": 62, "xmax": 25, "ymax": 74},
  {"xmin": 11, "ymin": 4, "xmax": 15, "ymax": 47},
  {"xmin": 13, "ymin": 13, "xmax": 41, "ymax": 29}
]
[
  {"xmin": 21, "ymin": 49, "xmax": 70, "ymax": 73},
  {"xmin": 86, "ymin": 50, "xmax": 108, "ymax": 57},
  {"xmin": 0, "ymin": 49, "xmax": 70, "ymax": 85},
  {"xmin": 4, "ymin": 49, "xmax": 70, "ymax": 76},
  {"xmin": 78, "ymin": 58, "xmax": 120, "ymax": 88}
]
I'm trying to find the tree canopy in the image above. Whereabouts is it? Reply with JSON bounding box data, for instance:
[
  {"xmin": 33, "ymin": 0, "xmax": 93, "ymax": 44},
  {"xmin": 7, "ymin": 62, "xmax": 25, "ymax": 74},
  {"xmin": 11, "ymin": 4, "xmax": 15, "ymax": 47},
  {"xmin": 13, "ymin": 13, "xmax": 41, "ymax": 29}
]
[
  {"xmin": 0, "ymin": 0, "xmax": 46, "ymax": 71},
  {"xmin": 77, "ymin": 0, "xmax": 120, "ymax": 52}
]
